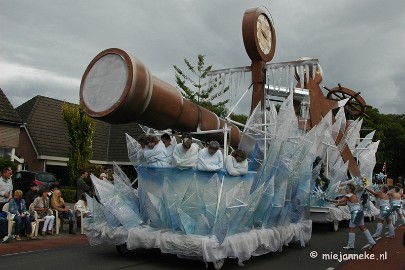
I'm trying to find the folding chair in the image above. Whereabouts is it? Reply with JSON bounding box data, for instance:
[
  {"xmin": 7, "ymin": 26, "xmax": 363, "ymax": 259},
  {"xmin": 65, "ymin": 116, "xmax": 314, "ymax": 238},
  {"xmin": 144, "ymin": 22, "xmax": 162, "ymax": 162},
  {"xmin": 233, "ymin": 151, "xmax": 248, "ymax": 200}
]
[
  {"xmin": 29, "ymin": 203, "xmax": 45, "ymax": 237},
  {"xmin": 73, "ymin": 204, "xmax": 85, "ymax": 235},
  {"xmin": 52, "ymin": 210, "xmax": 65, "ymax": 235},
  {"xmin": 1, "ymin": 203, "xmax": 15, "ymax": 235}
]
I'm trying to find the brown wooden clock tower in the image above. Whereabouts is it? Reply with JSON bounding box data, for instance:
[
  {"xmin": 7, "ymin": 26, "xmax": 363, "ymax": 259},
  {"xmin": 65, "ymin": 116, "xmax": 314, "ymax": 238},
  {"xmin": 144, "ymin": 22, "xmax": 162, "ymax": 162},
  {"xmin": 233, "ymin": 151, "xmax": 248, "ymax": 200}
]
[{"xmin": 242, "ymin": 6, "xmax": 276, "ymax": 114}]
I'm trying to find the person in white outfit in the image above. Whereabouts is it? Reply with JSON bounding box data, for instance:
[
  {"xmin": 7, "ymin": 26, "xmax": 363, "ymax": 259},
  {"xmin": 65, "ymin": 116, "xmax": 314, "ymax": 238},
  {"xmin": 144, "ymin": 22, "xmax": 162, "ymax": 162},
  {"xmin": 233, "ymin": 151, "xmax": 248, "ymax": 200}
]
[
  {"xmin": 172, "ymin": 133, "xmax": 199, "ymax": 169},
  {"xmin": 225, "ymin": 149, "xmax": 248, "ymax": 176},
  {"xmin": 99, "ymin": 172, "xmax": 108, "ymax": 181},
  {"xmin": 0, "ymin": 166, "xmax": 13, "ymax": 211},
  {"xmin": 197, "ymin": 141, "xmax": 223, "ymax": 171},
  {"xmin": 143, "ymin": 135, "xmax": 171, "ymax": 167},
  {"xmin": 31, "ymin": 189, "xmax": 55, "ymax": 236},
  {"xmin": 137, "ymin": 134, "xmax": 147, "ymax": 166},
  {"xmin": 74, "ymin": 194, "xmax": 91, "ymax": 229},
  {"xmin": 161, "ymin": 133, "xmax": 175, "ymax": 163}
]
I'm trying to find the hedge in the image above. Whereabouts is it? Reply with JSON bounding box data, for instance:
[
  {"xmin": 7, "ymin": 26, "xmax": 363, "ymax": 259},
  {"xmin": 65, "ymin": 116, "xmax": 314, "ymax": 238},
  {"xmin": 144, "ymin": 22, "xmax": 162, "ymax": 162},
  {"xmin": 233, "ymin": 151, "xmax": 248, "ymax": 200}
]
[{"xmin": 60, "ymin": 187, "xmax": 76, "ymax": 203}]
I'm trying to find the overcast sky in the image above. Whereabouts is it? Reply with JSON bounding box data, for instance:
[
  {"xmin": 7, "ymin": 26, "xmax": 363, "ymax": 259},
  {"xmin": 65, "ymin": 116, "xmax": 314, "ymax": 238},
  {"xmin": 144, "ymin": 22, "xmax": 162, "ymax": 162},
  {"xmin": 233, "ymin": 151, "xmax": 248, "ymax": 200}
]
[{"xmin": 1, "ymin": 0, "xmax": 404, "ymax": 116}]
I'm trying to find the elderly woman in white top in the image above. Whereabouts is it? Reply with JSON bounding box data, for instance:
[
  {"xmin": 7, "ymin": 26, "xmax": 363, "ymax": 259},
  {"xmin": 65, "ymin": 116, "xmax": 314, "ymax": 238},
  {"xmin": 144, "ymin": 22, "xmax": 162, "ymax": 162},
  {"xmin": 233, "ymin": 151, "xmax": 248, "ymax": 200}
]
[
  {"xmin": 225, "ymin": 149, "xmax": 248, "ymax": 176},
  {"xmin": 143, "ymin": 135, "xmax": 171, "ymax": 167},
  {"xmin": 197, "ymin": 141, "xmax": 223, "ymax": 172}
]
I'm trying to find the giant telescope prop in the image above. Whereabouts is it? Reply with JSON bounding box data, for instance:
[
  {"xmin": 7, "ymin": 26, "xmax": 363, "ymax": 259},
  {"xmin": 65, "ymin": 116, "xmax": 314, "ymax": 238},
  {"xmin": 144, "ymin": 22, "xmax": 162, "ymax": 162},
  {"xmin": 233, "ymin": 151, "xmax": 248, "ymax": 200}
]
[
  {"xmin": 79, "ymin": 48, "xmax": 242, "ymax": 149},
  {"xmin": 79, "ymin": 6, "xmax": 373, "ymax": 268}
]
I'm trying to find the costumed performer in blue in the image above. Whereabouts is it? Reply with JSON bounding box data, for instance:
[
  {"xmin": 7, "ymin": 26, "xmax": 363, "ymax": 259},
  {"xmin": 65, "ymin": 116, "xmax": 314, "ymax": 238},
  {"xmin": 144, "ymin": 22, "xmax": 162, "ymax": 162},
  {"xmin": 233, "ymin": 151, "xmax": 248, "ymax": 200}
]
[
  {"xmin": 365, "ymin": 185, "xmax": 395, "ymax": 238},
  {"xmin": 388, "ymin": 186, "xmax": 405, "ymax": 226},
  {"xmin": 225, "ymin": 149, "xmax": 248, "ymax": 176},
  {"xmin": 327, "ymin": 183, "xmax": 376, "ymax": 250},
  {"xmin": 172, "ymin": 132, "xmax": 199, "ymax": 169},
  {"xmin": 197, "ymin": 141, "xmax": 223, "ymax": 172}
]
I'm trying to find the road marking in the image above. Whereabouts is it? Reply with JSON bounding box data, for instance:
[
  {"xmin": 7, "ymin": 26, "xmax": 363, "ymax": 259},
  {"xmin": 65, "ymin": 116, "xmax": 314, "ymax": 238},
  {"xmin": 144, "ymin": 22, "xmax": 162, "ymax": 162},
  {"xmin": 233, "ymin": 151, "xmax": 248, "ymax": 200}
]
[
  {"xmin": 325, "ymin": 267, "xmax": 335, "ymax": 270},
  {"xmin": 1, "ymin": 249, "xmax": 49, "ymax": 256}
]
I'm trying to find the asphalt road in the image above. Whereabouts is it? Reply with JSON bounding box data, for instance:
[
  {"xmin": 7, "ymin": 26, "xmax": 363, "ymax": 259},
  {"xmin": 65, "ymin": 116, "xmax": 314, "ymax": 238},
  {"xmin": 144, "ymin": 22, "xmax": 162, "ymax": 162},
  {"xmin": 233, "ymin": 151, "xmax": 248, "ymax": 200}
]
[{"xmin": 1, "ymin": 220, "xmax": 404, "ymax": 270}]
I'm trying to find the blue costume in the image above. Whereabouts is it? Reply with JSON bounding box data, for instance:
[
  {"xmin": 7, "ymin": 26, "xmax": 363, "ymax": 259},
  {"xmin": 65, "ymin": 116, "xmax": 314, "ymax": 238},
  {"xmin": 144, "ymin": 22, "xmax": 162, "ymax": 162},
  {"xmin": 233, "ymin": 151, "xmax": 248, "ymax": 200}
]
[{"xmin": 346, "ymin": 195, "xmax": 364, "ymax": 227}]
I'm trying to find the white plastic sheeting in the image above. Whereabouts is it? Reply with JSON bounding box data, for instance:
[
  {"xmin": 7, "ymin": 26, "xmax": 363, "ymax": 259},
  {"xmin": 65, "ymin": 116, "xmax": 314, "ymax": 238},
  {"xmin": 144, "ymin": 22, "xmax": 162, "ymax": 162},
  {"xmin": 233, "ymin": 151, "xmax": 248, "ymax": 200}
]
[{"xmin": 84, "ymin": 219, "xmax": 311, "ymax": 265}]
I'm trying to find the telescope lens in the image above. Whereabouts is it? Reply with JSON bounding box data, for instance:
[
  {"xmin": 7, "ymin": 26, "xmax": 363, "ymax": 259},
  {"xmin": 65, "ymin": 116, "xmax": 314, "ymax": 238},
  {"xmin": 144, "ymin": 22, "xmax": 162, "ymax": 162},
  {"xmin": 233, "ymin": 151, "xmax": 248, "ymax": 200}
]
[{"xmin": 82, "ymin": 53, "xmax": 128, "ymax": 114}]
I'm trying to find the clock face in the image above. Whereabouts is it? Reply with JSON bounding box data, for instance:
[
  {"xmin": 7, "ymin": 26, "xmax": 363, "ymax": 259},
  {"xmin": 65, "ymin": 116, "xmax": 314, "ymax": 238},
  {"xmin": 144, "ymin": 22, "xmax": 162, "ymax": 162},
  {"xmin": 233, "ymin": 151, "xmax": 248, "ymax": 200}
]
[
  {"xmin": 242, "ymin": 7, "xmax": 276, "ymax": 62},
  {"xmin": 256, "ymin": 14, "xmax": 272, "ymax": 55}
]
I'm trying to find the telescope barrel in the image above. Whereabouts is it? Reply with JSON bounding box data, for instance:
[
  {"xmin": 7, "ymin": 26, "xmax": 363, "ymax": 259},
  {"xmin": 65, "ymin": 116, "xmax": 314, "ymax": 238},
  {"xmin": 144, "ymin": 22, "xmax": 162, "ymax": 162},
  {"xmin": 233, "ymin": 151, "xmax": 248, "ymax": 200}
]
[{"xmin": 80, "ymin": 48, "xmax": 241, "ymax": 148}]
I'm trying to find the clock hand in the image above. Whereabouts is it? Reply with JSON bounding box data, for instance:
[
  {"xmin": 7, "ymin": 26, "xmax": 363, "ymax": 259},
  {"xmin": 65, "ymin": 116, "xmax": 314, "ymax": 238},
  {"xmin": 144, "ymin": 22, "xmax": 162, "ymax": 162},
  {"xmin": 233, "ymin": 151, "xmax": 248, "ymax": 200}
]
[{"xmin": 261, "ymin": 30, "xmax": 267, "ymax": 40}]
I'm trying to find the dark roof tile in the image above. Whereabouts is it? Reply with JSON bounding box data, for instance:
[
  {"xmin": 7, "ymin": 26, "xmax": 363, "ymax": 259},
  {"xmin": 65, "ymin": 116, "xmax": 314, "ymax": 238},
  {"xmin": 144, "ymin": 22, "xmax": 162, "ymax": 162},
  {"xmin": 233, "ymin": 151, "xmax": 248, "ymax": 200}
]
[
  {"xmin": 16, "ymin": 96, "xmax": 144, "ymax": 163},
  {"xmin": 0, "ymin": 88, "xmax": 23, "ymax": 125}
]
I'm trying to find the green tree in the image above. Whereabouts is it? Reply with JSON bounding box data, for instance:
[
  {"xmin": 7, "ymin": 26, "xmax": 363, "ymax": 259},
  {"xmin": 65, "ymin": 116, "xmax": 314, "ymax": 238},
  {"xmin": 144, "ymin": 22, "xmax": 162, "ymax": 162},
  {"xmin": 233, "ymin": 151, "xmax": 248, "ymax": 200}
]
[
  {"xmin": 174, "ymin": 54, "xmax": 229, "ymax": 118},
  {"xmin": 61, "ymin": 102, "xmax": 95, "ymax": 186},
  {"xmin": 0, "ymin": 157, "xmax": 17, "ymax": 172},
  {"xmin": 230, "ymin": 113, "xmax": 248, "ymax": 125},
  {"xmin": 362, "ymin": 108, "xmax": 405, "ymax": 181}
]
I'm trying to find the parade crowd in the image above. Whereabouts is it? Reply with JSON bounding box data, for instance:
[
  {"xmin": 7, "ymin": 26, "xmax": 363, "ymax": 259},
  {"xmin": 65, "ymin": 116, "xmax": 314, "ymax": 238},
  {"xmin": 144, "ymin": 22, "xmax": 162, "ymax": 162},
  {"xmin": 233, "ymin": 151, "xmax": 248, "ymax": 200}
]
[{"xmin": 0, "ymin": 167, "xmax": 91, "ymax": 242}]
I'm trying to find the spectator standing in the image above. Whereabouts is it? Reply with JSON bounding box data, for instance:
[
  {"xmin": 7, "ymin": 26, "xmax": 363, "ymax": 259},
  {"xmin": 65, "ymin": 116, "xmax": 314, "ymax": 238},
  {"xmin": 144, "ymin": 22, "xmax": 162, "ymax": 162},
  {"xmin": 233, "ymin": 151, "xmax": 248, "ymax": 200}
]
[
  {"xmin": 25, "ymin": 183, "xmax": 39, "ymax": 209},
  {"xmin": 197, "ymin": 141, "xmax": 223, "ymax": 172},
  {"xmin": 0, "ymin": 166, "xmax": 13, "ymax": 210},
  {"xmin": 76, "ymin": 170, "xmax": 90, "ymax": 201},
  {"xmin": 9, "ymin": 190, "xmax": 34, "ymax": 240}
]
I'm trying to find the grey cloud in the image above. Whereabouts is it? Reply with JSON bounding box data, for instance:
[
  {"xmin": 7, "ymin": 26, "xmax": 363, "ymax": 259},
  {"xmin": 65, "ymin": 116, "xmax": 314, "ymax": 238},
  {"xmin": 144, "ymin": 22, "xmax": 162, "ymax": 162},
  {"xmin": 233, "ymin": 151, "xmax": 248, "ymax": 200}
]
[{"xmin": 0, "ymin": 0, "xmax": 404, "ymax": 115}]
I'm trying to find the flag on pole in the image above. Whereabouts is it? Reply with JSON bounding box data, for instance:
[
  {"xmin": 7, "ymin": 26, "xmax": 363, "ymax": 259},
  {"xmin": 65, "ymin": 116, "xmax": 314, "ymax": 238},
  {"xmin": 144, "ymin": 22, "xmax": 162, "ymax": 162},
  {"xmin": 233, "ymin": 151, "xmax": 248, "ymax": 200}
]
[{"xmin": 382, "ymin": 161, "xmax": 386, "ymax": 173}]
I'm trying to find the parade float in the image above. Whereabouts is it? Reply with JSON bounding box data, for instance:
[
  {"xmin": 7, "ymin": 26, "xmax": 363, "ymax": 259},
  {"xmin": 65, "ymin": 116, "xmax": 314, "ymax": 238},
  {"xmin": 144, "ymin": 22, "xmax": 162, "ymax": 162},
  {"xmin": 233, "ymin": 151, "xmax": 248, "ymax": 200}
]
[
  {"xmin": 308, "ymin": 88, "xmax": 380, "ymax": 231},
  {"xmin": 78, "ymin": 6, "xmax": 379, "ymax": 268}
]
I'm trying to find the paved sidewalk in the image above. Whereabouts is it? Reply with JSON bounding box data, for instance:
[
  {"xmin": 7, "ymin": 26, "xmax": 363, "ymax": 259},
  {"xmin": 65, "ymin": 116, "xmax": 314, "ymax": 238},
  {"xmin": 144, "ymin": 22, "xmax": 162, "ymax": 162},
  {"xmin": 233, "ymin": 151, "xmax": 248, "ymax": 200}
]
[
  {"xmin": 0, "ymin": 232, "xmax": 89, "ymax": 256},
  {"xmin": 0, "ymin": 202, "xmax": 89, "ymax": 256}
]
